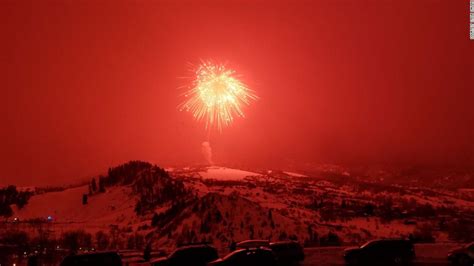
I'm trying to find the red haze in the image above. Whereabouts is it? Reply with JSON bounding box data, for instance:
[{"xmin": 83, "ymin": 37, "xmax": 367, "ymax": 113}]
[{"xmin": 1, "ymin": 0, "xmax": 473, "ymax": 186}]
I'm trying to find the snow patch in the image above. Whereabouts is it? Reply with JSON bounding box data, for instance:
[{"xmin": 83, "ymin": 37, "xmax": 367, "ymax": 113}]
[
  {"xmin": 199, "ymin": 167, "xmax": 261, "ymax": 181},
  {"xmin": 283, "ymin": 171, "xmax": 308, "ymax": 178}
]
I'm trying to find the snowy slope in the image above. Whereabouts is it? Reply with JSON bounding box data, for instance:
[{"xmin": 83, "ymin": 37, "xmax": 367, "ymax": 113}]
[{"xmin": 12, "ymin": 185, "xmax": 139, "ymax": 233}]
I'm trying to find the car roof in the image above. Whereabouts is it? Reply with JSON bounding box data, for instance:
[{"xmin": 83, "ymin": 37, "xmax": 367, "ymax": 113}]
[
  {"xmin": 361, "ymin": 239, "xmax": 410, "ymax": 247},
  {"xmin": 150, "ymin": 257, "xmax": 166, "ymax": 263},
  {"xmin": 270, "ymin": 241, "xmax": 299, "ymax": 245},
  {"xmin": 224, "ymin": 247, "xmax": 272, "ymax": 260},
  {"xmin": 169, "ymin": 244, "xmax": 216, "ymax": 257},
  {"xmin": 237, "ymin": 240, "xmax": 269, "ymax": 244},
  {"xmin": 175, "ymin": 244, "xmax": 215, "ymax": 250},
  {"xmin": 223, "ymin": 249, "xmax": 246, "ymax": 260}
]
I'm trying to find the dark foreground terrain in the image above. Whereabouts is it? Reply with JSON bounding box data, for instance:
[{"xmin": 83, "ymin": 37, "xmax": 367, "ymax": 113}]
[
  {"xmin": 0, "ymin": 242, "xmax": 463, "ymax": 265},
  {"xmin": 302, "ymin": 243, "xmax": 458, "ymax": 265}
]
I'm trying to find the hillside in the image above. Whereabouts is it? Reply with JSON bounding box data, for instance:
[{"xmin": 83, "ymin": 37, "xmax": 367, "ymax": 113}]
[
  {"xmin": 11, "ymin": 185, "xmax": 139, "ymax": 232},
  {"xmin": 3, "ymin": 162, "xmax": 474, "ymax": 253}
]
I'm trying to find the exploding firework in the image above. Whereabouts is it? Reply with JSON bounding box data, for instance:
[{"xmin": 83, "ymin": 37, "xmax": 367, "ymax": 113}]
[{"xmin": 179, "ymin": 61, "xmax": 257, "ymax": 132}]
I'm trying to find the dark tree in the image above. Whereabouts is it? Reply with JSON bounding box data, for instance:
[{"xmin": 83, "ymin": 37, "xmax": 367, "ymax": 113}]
[
  {"xmin": 308, "ymin": 225, "xmax": 316, "ymax": 242},
  {"xmin": 127, "ymin": 235, "xmax": 136, "ymax": 249},
  {"xmin": 0, "ymin": 185, "xmax": 32, "ymax": 216},
  {"xmin": 363, "ymin": 203, "xmax": 375, "ymax": 216},
  {"xmin": 229, "ymin": 241, "xmax": 236, "ymax": 251},
  {"xmin": 143, "ymin": 242, "xmax": 152, "ymax": 261},
  {"xmin": 98, "ymin": 177, "xmax": 106, "ymax": 193},
  {"xmin": 95, "ymin": 231, "xmax": 109, "ymax": 250},
  {"xmin": 61, "ymin": 230, "xmax": 92, "ymax": 253},
  {"xmin": 151, "ymin": 213, "xmax": 160, "ymax": 227},
  {"xmin": 91, "ymin": 178, "xmax": 97, "ymax": 192},
  {"xmin": 417, "ymin": 203, "xmax": 436, "ymax": 217},
  {"xmin": 200, "ymin": 222, "xmax": 209, "ymax": 234},
  {"xmin": 215, "ymin": 209, "xmax": 222, "ymax": 223},
  {"xmin": 135, "ymin": 201, "xmax": 143, "ymax": 215},
  {"xmin": 341, "ymin": 200, "xmax": 347, "ymax": 208},
  {"xmin": 0, "ymin": 204, "xmax": 13, "ymax": 217}
]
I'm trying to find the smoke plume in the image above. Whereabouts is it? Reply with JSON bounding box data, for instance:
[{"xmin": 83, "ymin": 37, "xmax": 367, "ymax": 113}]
[{"xmin": 201, "ymin": 141, "xmax": 214, "ymax": 165}]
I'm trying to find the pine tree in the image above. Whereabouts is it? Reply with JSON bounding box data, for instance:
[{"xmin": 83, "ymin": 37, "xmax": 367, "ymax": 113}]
[
  {"xmin": 341, "ymin": 200, "xmax": 347, "ymax": 208},
  {"xmin": 95, "ymin": 231, "xmax": 110, "ymax": 250},
  {"xmin": 98, "ymin": 177, "xmax": 105, "ymax": 193},
  {"xmin": 91, "ymin": 178, "xmax": 97, "ymax": 192},
  {"xmin": 151, "ymin": 213, "xmax": 160, "ymax": 227}
]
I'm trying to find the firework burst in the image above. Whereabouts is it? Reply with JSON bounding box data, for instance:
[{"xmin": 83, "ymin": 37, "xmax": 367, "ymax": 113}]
[{"xmin": 179, "ymin": 61, "xmax": 257, "ymax": 132}]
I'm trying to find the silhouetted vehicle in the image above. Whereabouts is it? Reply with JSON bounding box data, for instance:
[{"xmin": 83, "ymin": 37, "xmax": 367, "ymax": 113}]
[
  {"xmin": 151, "ymin": 244, "xmax": 218, "ymax": 266},
  {"xmin": 28, "ymin": 255, "xmax": 41, "ymax": 266},
  {"xmin": 60, "ymin": 251, "xmax": 122, "ymax": 266},
  {"xmin": 207, "ymin": 248, "xmax": 277, "ymax": 266},
  {"xmin": 269, "ymin": 241, "xmax": 304, "ymax": 265},
  {"xmin": 343, "ymin": 239, "xmax": 415, "ymax": 265},
  {"xmin": 235, "ymin": 240, "xmax": 270, "ymax": 249},
  {"xmin": 448, "ymin": 242, "xmax": 474, "ymax": 266},
  {"xmin": 0, "ymin": 244, "xmax": 17, "ymax": 266}
]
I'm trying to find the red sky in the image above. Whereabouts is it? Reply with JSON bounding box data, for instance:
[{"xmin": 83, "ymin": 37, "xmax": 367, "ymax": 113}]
[{"xmin": 1, "ymin": 0, "xmax": 473, "ymax": 186}]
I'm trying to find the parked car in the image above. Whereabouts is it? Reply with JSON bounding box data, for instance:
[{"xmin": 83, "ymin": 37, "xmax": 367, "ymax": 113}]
[
  {"xmin": 235, "ymin": 240, "xmax": 270, "ymax": 249},
  {"xmin": 60, "ymin": 251, "xmax": 122, "ymax": 266},
  {"xmin": 208, "ymin": 248, "xmax": 277, "ymax": 266},
  {"xmin": 343, "ymin": 239, "xmax": 415, "ymax": 265},
  {"xmin": 269, "ymin": 241, "xmax": 304, "ymax": 264},
  {"xmin": 448, "ymin": 242, "xmax": 474, "ymax": 266},
  {"xmin": 151, "ymin": 244, "xmax": 218, "ymax": 266}
]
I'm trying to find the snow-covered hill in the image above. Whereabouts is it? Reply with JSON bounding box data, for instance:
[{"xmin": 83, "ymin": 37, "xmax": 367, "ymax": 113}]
[
  {"xmin": 12, "ymin": 185, "xmax": 139, "ymax": 232},
  {"xmin": 6, "ymin": 163, "xmax": 474, "ymax": 252}
]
